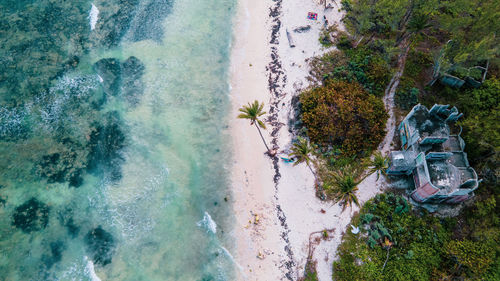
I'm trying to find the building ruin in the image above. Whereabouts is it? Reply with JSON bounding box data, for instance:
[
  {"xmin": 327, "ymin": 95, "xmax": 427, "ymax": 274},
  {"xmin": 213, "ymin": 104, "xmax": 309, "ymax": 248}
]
[{"xmin": 388, "ymin": 104, "xmax": 480, "ymax": 204}]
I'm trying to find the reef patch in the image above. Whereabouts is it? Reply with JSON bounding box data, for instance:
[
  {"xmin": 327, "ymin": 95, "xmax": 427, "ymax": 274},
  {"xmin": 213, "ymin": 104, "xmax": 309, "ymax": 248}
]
[
  {"xmin": 12, "ymin": 198, "xmax": 50, "ymax": 233},
  {"xmin": 84, "ymin": 226, "xmax": 116, "ymax": 266}
]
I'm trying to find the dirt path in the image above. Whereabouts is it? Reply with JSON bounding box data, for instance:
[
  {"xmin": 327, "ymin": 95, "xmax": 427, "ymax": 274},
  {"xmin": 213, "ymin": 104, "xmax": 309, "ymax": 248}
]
[{"xmin": 379, "ymin": 38, "xmax": 411, "ymax": 154}]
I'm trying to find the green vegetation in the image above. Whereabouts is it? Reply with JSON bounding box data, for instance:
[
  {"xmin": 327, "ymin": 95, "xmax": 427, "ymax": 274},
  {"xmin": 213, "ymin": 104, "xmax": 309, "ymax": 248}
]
[
  {"xmin": 322, "ymin": 166, "xmax": 362, "ymax": 211},
  {"xmin": 333, "ymin": 193, "xmax": 451, "ymax": 280},
  {"xmin": 330, "ymin": 0, "xmax": 499, "ymax": 279},
  {"xmin": 300, "ymin": 80, "xmax": 387, "ymax": 157},
  {"xmin": 300, "ymin": 261, "xmax": 319, "ymax": 281},
  {"xmin": 237, "ymin": 100, "xmax": 270, "ymax": 152},
  {"xmin": 307, "ymin": 47, "xmax": 391, "ymax": 97},
  {"xmin": 333, "ymin": 192, "xmax": 500, "ymax": 280},
  {"xmin": 368, "ymin": 151, "xmax": 389, "ymax": 181},
  {"xmin": 290, "ymin": 137, "xmax": 317, "ymax": 181}
]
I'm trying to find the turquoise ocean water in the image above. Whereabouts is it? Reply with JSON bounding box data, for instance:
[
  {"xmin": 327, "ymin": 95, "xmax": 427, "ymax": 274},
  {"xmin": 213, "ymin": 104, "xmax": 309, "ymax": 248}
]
[{"xmin": 0, "ymin": 0, "xmax": 236, "ymax": 280}]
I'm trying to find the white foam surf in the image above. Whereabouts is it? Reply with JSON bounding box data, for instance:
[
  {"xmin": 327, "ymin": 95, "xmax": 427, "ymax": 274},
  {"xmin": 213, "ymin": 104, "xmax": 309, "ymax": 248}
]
[
  {"xmin": 89, "ymin": 4, "xmax": 99, "ymax": 31},
  {"xmin": 197, "ymin": 211, "xmax": 217, "ymax": 234},
  {"xmin": 84, "ymin": 256, "xmax": 102, "ymax": 281}
]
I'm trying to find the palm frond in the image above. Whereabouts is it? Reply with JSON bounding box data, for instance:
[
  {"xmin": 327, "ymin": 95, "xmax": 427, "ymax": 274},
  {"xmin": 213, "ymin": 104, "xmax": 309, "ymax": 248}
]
[
  {"xmin": 257, "ymin": 119, "xmax": 266, "ymax": 129},
  {"xmin": 289, "ymin": 137, "xmax": 313, "ymax": 165},
  {"xmin": 237, "ymin": 100, "xmax": 267, "ymax": 127},
  {"xmin": 324, "ymin": 165, "xmax": 361, "ymax": 211},
  {"xmin": 237, "ymin": 113, "xmax": 250, "ymax": 119},
  {"xmin": 368, "ymin": 151, "xmax": 388, "ymax": 180}
]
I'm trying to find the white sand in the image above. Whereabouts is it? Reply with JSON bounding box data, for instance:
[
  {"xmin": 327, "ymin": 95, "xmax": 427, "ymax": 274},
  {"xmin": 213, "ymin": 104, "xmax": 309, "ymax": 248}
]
[{"xmin": 229, "ymin": 0, "xmax": 396, "ymax": 280}]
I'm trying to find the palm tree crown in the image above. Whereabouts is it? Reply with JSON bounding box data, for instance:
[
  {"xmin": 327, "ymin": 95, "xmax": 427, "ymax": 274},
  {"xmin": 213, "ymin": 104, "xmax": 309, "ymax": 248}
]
[
  {"xmin": 325, "ymin": 166, "xmax": 361, "ymax": 211},
  {"xmin": 289, "ymin": 137, "xmax": 314, "ymax": 167},
  {"xmin": 237, "ymin": 100, "xmax": 270, "ymax": 152},
  {"xmin": 237, "ymin": 100, "xmax": 267, "ymax": 129},
  {"xmin": 368, "ymin": 151, "xmax": 389, "ymax": 180}
]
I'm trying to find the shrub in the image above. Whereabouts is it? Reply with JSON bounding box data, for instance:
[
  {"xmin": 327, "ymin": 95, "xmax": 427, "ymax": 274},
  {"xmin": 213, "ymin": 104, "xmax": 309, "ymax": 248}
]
[
  {"xmin": 445, "ymin": 240, "xmax": 495, "ymax": 276},
  {"xmin": 335, "ymin": 32, "xmax": 353, "ymax": 50},
  {"xmin": 333, "ymin": 193, "xmax": 452, "ymax": 281},
  {"xmin": 307, "ymin": 48, "xmax": 391, "ymax": 97},
  {"xmin": 395, "ymin": 87, "xmax": 419, "ymax": 110},
  {"xmin": 300, "ymin": 80, "xmax": 388, "ymax": 156}
]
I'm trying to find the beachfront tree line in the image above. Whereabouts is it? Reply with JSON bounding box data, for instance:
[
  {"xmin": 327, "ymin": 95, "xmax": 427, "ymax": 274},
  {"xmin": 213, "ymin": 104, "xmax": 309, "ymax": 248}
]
[
  {"xmin": 328, "ymin": 0, "xmax": 499, "ymax": 280},
  {"xmin": 238, "ymin": 98, "xmax": 389, "ymax": 210}
]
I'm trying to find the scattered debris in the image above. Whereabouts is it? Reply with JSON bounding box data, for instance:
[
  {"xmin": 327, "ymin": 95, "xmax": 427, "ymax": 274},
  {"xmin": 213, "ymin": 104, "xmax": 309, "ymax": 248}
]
[
  {"xmin": 254, "ymin": 214, "xmax": 260, "ymax": 225},
  {"xmin": 350, "ymin": 224, "xmax": 360, "ymax": 234},
  {"xmin": 293, "ymin": 25, "xmax": 311, "ymax": 33},
  {"xmin": 307, "ymin": 12, "xmax": 318, "ymax": 20},
  {"xmin": 257, "ymin": 251, "xmax": 265, "ymax": 260},
  {"xmin": 286, "ymin": 29, "xmax": 296, "ymax": 48}
]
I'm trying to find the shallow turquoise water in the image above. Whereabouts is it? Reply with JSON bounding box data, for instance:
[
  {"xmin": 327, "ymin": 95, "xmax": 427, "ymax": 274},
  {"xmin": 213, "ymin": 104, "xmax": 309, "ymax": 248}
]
[{"xmin": 0, "ymin": 0, "xmax": 236, "ymax": 280}]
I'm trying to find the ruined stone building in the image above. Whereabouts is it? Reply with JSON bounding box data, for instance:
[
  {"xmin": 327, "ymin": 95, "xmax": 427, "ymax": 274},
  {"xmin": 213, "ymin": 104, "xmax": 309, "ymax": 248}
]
[{"xmin": 387, "ymin": 104, "xmax": 480, "ymax": 204}]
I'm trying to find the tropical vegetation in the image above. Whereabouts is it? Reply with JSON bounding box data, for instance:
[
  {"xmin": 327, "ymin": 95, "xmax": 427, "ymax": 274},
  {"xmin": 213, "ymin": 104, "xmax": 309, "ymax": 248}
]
[
  {"xmin": 300, "ymin": 80, "xmax": 387, "ymax": 157},
  {"xmin": 323, "ymin": 166, "xmax": 362, "ymax": 211},
  {"xmin": 237, "ymin": 100, "xmax": 271, "ymax": 152},
  {"xmin": 329, "ymin": 0, "xmax": 500, "ymax": 279},
  {"xmin": 289, "ymin": 137, "xmax": 317, "ymax": 181}
]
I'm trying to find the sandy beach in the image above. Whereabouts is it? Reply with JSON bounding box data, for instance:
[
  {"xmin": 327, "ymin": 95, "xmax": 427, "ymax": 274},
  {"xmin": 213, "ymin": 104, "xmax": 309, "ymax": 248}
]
[{"xmin": 229, "ymin": 0, "xmax": 396, "ymax": 280}]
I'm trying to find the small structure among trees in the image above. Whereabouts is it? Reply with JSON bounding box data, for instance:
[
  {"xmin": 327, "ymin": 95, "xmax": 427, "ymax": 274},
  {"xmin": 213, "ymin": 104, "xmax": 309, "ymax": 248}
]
[{"xmin": 388, "ymin": 104, "xmax": 480, "ymax": 205}]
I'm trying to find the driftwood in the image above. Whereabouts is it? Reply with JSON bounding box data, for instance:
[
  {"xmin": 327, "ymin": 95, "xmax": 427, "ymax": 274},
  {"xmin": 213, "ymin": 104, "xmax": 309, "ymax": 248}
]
[{"xmin": 286, "ymin": 29, "xmax": 296, "ymax": 48}]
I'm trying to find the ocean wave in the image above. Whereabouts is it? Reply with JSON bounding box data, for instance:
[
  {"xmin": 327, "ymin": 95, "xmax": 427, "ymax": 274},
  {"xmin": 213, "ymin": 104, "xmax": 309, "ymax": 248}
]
[
  {"xmin": 197, "ymin": 211, "xmax": 217, "ymax": 234},
  {"xmin": 84, "ymin": 256, "xmax": 102, "ymax": 281},
  {"xmin": 89, "ymin": 4, "xmax": 99, "ymax": 31}
]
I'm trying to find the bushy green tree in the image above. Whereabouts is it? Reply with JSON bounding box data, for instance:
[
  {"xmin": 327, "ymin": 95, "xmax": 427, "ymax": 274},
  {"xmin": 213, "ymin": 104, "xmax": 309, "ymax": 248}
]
[
  {"xmin": 438, "ymin": 0, "xmax": 500, "ymax": 66},
  {"xmin": 300, "ymin": 80, "xmax": 388, "ymax": 156}
]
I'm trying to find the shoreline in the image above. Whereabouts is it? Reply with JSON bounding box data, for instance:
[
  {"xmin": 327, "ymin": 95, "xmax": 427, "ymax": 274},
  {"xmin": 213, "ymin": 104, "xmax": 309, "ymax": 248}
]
[{"xmin": 229, "ymin": 0, "xmax": 393, "ymax": 280}]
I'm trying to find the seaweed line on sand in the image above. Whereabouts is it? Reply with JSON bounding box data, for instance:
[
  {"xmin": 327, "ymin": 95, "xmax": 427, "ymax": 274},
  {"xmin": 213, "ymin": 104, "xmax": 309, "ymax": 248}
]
[{"xmin": 266, "ymin": 0, "xmax": 295, "ymax": 280}]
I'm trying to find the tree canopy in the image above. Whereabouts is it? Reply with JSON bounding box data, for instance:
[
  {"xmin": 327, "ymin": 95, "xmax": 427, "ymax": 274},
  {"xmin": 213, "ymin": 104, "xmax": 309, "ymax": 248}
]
[{"xmin": 300, "ymin": 80, "xmax": 387, "ymax": 156}]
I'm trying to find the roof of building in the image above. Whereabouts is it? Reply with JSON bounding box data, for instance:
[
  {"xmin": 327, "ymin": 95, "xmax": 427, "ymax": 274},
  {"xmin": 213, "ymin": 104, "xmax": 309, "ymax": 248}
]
[
  {"xmin": 389, "ymin": 104, "xmax": 479, "ymax": 201},
  {"xmin": 406, "ymin": 104, "xmax": 450, "ymax": 140}
]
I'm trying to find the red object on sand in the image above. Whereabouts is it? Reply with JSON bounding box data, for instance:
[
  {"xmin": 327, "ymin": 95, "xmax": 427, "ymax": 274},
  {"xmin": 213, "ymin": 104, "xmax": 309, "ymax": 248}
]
[{"xmin": 307, "ymin": 12, "xmax": 318, "ymax": 20}]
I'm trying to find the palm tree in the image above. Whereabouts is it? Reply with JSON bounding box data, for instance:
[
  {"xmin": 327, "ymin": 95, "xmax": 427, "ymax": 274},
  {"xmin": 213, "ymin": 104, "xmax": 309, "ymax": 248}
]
[
  {"xmin": 237, "ymin": 100, "xmax": 270, "ymax": 152},
  {"xmin": 368, "ymin": 151, "xmax": 389, "ymax": 180},
  {"xmin": 289, "ymin": 137, "xmax": 316, "ymax": 179},
  {"xmin": 325, "ymin": 166, "xmax": 361, "ymax": 211}
]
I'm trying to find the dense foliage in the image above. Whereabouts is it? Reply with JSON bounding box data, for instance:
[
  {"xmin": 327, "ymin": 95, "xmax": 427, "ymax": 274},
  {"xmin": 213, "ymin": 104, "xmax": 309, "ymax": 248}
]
[
  {"xmin": 341, "ymin": 0, "xmax": 500, "ymax": 72},
  {"xmin": 333, "ymin": 1, "xmax": 500, "ymax": 278},
  {"xmin": 333, "ymin": 193, "xmax": 451, "ymax": 280},
  {"xmin": 333, "ymin": 193, "xmax": 500, "ymax": 280},
  {"xmin": 308, "ymin": 48, "xmax": 391, "ymax": 97},
  {"xmin": 300, "ymin": 80, "xmax": 387, "ymax": 156}
]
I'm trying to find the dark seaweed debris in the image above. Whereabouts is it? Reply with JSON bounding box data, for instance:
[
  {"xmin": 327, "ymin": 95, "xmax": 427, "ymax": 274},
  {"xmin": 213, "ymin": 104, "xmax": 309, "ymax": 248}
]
[
  {"xmin": 84, "ymin": 226, "xmax": 116, "ymax": 266},
  {"xmin": 267, "ymin": 0, "xmax": 295, "ymax": 280},
  {"xmin": 12, "ymin": 198, "xmax": 50, "ymax": 233}
]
